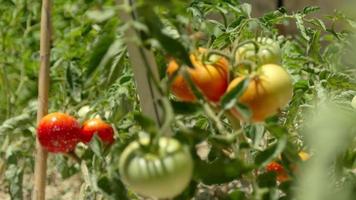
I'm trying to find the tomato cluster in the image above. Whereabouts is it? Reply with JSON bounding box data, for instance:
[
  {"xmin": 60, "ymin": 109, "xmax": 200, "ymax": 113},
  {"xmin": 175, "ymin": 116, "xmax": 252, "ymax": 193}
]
[
  {"xmin": 167, "ymin": 37, "xmax": 293, "ymax": 122},
  {"xmin": 266, "ymin": 151, "xmax": 311, "ymax": 182},
  {"xmin": 37, "ymin": 112, "xmax": 114, "ymax": 153}
]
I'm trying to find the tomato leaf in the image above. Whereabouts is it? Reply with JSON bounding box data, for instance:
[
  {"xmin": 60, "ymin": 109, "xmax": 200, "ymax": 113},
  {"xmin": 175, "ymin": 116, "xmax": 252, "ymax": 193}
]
[
  {"xmin": 194, "ymin": 157, "xmax": 252, "ymax": 185},
  {"xmin": 171, "ymin": 100, "xmax": 201, "ymax": 115},
  {"xmin": 220, "ymin": 78, "xmax": 249, "ymax": 110},
  {"xmin": 257, "ymin": 172, "xmax": 277, "ymax": 188},
  {"xmin": 255, "ymin": 136, "xmax": 287, "ymax": 167},
  {"xmin": 133, "ymin": 113, "xmax": 158, "ymax": 134},
  {"xmin": 86, "ymin": 33, "xmax": 115, "ymax": 78},
  {"xmin": 89, "ymin": 134, "xmax": 104, "ymax": 158},
  {"xmin": 138, "ymin": 4, "xmax": 192, "ymax": 67}
]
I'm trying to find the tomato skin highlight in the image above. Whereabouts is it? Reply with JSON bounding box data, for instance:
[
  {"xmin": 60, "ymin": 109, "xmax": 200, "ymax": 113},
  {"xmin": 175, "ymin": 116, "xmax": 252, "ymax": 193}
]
[
  {"xmin": 167, "ymin": 48, "xmax": 229, "ymax": 102},
  {"xmin": 228, "ymin": 64, "xmax": 293, "ymax": 122},
  {"xmin": 80, "ymin": 118, "xmax": 114, "ymax": 144},
  {"xmin": 119, "ymin": 137, "xmax": 193, "ymax": 199},
  {"xmin": 37, "ymin": 112, "xmax": 81, "ymax": 153}
]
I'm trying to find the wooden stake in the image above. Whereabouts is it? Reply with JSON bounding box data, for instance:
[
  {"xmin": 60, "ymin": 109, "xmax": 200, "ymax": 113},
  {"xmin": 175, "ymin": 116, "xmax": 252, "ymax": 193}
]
[
  {"xmin": 33, "ymin": 0, "xmax": 52, "ymax": 199},
  {"xmin": 117, "ymin": 0, "xmax": 164, "ymax": 125}
]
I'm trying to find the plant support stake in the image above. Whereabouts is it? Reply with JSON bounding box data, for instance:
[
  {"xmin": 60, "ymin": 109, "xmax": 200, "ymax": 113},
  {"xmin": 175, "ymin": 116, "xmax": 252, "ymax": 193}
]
[
  {"xmin": 33, "ymin": 0, "xmax": 52, "ymax": 199},
  {"xmin": 117, "ymin": 0, "xmax": 164, "ymax": 126}
]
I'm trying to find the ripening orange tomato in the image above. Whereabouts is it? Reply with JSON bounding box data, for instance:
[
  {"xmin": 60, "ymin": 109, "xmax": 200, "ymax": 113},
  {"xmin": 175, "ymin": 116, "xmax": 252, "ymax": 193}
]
[
  {"xmin": 167, "ymin": 48, "xmax": 229, "ymax": 102},
  {"xmin": 228, "ymin": 64, "xmax": 293, "ymax": 122}
]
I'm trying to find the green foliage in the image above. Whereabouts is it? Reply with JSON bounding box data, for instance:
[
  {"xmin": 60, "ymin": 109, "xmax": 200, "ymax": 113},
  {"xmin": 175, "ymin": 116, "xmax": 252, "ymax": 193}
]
[{"xmin": 0, "ymin": 0, "xmax": 355, "ymax": 199}]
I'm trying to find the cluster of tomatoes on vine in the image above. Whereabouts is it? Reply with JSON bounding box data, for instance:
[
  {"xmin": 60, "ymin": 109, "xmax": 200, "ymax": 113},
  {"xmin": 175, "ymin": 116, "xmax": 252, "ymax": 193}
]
[
  {"xmin": 36, "ymin": 37, "xmax": 310, "ymax": 199},
  {"xmin": 37, "ymin": 112, "xmax": 114, "ymax": 153}
]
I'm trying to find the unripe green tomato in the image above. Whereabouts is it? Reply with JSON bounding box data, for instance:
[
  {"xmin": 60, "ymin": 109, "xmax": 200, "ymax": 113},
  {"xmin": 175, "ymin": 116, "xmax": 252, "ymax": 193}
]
[
  {"xmin": 351, "ymin": 95, "xmax": 356, "ymax": 109},
  {"xmin": 119, "ymin": 137, "xmax": 193, "ymax": 199},
  {"xmin": 236, "ymin": 37, "xmax": 281, "ymax": 65}
]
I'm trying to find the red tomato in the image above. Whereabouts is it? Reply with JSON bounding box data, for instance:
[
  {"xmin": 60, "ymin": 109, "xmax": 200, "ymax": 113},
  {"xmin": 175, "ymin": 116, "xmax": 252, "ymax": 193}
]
[
  {"xmin": 37, "ymin": 112, "xmax": 81, "ymax": 153},
  {"xmin": 266, "ymin": 161, "xmax": 289, "ymax": 182},
  {"xmin": 80, "ymin": 118, "xmax": 114, "ymax": 144}
]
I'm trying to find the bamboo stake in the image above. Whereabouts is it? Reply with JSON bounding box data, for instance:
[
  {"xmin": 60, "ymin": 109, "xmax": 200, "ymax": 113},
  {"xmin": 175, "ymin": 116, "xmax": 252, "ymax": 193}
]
[
  {"xmin": 117, "ymin": 0, "xmax": 163, "ymax": 125},
  {"xmin": 33, "ymin": 0, "xmax": 52, "ymax": 199}
]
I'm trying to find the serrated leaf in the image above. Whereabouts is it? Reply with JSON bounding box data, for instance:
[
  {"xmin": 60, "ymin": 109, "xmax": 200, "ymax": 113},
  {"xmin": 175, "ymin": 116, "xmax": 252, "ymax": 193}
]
[
  {"xmin": 221, "ymin": 78, "xmax": 249, "ymax": 110},
  {"xmin": 295, "ymin": 14, "xmax": 310, "ymax": 41},
  {"xmin": 255, "ymin": 136, "xmax": 287, "ymax": 166},
  {"xmin": 302, "ymin": 6, "xmax": 320, "ymax": 15}
]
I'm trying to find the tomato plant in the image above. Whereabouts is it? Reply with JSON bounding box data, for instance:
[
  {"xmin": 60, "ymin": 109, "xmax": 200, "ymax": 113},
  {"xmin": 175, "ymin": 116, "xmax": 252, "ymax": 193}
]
[{"xmin": 0, "ymin": 0, "xmax": 356, "ymax": 200}]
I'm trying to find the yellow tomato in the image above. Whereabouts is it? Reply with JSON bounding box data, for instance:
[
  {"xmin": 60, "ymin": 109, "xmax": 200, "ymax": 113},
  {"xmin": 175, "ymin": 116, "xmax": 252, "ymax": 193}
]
[{"xmin": 228, "ymin": 64, "xmax": 293, "ymax": 122}]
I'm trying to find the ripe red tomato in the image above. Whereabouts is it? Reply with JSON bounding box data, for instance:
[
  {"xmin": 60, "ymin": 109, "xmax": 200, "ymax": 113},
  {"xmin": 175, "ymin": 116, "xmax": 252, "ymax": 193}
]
[
  {"xmin": 37, "ymin": 112, "xmax": 81, "ymax": 153},
  {"xmin": 119, "ymin": 137, "xmax": 193, "ymax": 198},
  {"xmin": 80, "ymin": 118, "xmax": 114, "ymax": 144},
  {"xmin": 266, "ymin": 161, "xmax": 289, "ymax": 182},
  {"xmin": 228, "ymin": 64, "xmax": 293, "ymax": 122},
  {"xmin": 167, "ymin": 48, "xmax": 229, "ymax": 102}
]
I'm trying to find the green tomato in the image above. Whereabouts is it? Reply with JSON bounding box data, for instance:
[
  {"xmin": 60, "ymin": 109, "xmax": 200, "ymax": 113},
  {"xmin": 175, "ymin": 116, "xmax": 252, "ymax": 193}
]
[
  {"xmin": 351, "ymin": 95, "xmax": 356, "ymax": 109},
  {"xmin": 235, "ymin": 37, "xmax": 281, "ymax": 65},
  {"xmin": 119, "ymin": 137, "xmax": 193, "ymax": 199}
]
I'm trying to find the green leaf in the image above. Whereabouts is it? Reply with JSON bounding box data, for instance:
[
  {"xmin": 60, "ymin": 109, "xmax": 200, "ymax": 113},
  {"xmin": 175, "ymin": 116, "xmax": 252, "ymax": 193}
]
[
  {"xmin": 266, "ymin": 124, "xmax": 288, "ymax": 139},
  {"xmin": 86, "ymin": 33, "xmax": 115, "ymax": 78},
  {"xmin": 5, "ymin": 165, "xmax": 23, "ymax": 200},
  {"xmin": 257, "ymin": 172, "xmax": 277, "ymax": 188},
  {"xmin": 295, "ymin": 14, "xmax": 310, "ymax": 41},
  {"xmin": 255, "ymin": 136, "xmax": 287, "ymax": 166},
  {"xmin": 171, "ymin": 100, "xmax": 201, "ymax": 115},
  {"xmin": 138, "ymin": 4, "xmax": 192, "ymax": 67},
  {"xmin": 221, "ymin": 78, "xmax": 249, "ymax": 110},
  {"xmin": 97, "ymin": 174, "xmax": 130, "ymax": 200},
  {"xmin": 194, "ymin": 157, "xmax": 252, "ymax": 185},
  {"xmin": 302, "ymin": 6, "xmax": 320, "ymax": 15},
  {"xmin": 133, "ymin": 113, "xmax": 158, "ymax": 134},
  {"xmin": 89, "ymin": 134, "xmax": 104, "ymax": 158},
  {"xmin": 228, "ymin": 190, "xmax": 246, "ymax": 200}
]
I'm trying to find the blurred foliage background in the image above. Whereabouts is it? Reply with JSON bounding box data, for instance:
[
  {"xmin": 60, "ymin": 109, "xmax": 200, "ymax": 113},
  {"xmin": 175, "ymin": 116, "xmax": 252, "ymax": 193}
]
[{"xmin": 0, "ymin": 0, "xmax": 355, "ymax": 199}]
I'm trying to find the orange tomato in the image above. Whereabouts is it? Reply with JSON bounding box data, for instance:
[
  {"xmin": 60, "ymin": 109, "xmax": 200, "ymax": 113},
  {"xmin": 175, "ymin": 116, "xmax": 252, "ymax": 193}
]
[
  {"xmin": 167, "ymin": 48, "xmax": 229, "ymax": 102},
  {"xmin": 227, "ymin": 64, "xmax": 293, "ymax": 122}
]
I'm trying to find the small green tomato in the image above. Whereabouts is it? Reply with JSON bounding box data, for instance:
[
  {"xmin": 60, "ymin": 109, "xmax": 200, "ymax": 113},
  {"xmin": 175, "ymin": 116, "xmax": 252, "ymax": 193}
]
[
  {"xmin": 235, "ymin": 37, "xmax": 281, "ymax": 65},
  {"xmin": 119, "ymin": 137, "xmax": 193, "ymax": 199}
]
